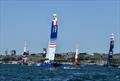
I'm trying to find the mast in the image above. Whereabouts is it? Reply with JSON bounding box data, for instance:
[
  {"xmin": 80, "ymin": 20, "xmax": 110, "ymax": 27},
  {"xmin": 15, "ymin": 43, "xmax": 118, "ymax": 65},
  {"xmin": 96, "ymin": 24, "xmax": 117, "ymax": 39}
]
[
  {"xmin": 46, "ymin": 13, "xmax": 58, "ymax": 63},
  {"xmin": 107, "ymin": 33, "xmax": 115, "ymax": 65},
  {"xmin": 24, "ymin": 40, "xmax": 27, "ymax": 53}
]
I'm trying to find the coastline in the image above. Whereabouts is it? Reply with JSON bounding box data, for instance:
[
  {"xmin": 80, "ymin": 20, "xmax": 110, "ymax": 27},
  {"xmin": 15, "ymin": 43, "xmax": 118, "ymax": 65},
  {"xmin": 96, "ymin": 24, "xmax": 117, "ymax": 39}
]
[{"xmin": 0, "ymin": 53, "xmax": 120, "ymax": 65}]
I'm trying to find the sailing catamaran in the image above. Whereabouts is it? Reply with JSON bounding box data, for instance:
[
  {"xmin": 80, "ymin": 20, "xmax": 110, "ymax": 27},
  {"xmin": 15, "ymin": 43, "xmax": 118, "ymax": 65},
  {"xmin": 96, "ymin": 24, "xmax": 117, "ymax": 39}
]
[
  {"xmin": 104, "ymin": 33, "xmax": 118, "ymax": 67},
  {"xmin": 107, "ymin": 33, "xmax": 115, "ymax": 66},
  {"xmin": 73, "ymin": 46, "xmax": 79, "ymax": 65},
  {"xmin": 31, "ymin": 14, "xmax": 63, "ymax": 67},
  {"xmin": 19, "ymin": 41, "xmax": 29, "ymax": 65}
]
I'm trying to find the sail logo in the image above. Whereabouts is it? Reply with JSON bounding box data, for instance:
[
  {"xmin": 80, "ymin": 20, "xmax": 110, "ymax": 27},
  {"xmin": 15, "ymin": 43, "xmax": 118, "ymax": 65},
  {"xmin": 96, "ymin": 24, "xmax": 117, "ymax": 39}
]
[{"xmin": 52, "ymin": 18, "xmax": 58, "ymax": 32}]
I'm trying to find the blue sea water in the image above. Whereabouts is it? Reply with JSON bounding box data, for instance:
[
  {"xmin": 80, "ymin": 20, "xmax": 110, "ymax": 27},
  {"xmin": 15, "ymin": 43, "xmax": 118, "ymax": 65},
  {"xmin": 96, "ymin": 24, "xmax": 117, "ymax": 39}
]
[{"xmin": 0, "ymin": 64, "xmax": 120, "ymax": 81}]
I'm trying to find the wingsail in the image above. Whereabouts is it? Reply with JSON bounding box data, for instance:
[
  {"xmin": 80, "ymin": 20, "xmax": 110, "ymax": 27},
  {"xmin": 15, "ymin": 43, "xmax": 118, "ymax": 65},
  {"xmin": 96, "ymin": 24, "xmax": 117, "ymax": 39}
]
[{"xmin": 46, "ymin": 14, "xmax": 58, "ymax": 62}]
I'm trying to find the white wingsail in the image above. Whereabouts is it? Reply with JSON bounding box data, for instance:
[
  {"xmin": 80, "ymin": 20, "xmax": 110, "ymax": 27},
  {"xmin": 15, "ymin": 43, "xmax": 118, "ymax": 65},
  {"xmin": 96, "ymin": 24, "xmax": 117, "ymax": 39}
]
[
  {"xmin": 24, "ymin": 41, "xmax": 27, "ymax": 53},
  {"xmin": 73, "ymin": 45, "xmax": 79, "ymax": 65}
]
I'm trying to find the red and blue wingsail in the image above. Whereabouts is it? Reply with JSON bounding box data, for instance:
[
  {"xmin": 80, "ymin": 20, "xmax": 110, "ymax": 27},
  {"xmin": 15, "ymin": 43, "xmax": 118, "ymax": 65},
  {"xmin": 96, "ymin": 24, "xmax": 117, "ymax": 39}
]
[{"xmin": 46, "ymin": 14, "xmax": 58, "ymax": 61}]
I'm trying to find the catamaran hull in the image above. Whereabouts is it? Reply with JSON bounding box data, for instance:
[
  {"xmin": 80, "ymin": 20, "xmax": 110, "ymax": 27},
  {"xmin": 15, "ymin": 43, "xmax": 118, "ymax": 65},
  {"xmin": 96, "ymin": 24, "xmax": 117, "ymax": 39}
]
[{"xmin": 30, "ymin": 63, "xmax": 64, "ymax": 68}]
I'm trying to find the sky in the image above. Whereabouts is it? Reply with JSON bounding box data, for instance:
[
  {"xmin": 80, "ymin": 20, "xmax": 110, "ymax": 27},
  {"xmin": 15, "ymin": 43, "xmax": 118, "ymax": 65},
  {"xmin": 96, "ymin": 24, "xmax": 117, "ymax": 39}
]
[{"xmin": 0, "ymin": 0, "xmax": 120, "ymax": 54}]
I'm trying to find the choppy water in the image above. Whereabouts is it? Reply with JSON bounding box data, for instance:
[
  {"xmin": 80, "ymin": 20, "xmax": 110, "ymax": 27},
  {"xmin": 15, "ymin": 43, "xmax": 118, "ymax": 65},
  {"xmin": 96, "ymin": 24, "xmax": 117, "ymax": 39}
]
[{"xmin": 0, "ymin": 64, "xmax": 120, "ymax": 81}]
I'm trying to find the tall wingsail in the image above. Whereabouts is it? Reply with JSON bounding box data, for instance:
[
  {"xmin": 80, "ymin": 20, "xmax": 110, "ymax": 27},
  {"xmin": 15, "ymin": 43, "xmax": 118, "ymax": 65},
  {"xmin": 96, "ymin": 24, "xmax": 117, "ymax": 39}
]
[
  {"xmin": 107, "ymin": 33, "xmax": 115, "ymax": 65},
  {"xmin": 46, "ymin": 14, "xmax": 58, "ymax": 62},
  {"xmin": 73, "ymin": 45, "xmax": 79, "ymax": 65},
  {"xmin": 24, "ymin": 41, "xmax": 27, "ymax": 53}
]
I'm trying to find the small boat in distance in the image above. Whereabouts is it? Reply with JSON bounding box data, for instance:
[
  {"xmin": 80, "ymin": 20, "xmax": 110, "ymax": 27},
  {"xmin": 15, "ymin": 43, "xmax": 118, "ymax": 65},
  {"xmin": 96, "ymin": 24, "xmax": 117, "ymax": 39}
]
[
  {"xmin": 73, "ymin": 45, "xmax": 79, "ymax": 65},
  {"xmin": 104, "ymin": 33, "xmax": 119, "ymax": 67},
  {"xmin": 18, "ymin": 41, "xmax": 29, "ymax": 65}
]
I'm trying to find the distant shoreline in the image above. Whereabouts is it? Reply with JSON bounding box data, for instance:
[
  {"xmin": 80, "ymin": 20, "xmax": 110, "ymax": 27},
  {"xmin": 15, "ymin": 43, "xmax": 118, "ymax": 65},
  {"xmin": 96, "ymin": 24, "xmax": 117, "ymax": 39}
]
[{"xmin": 0, "ymin": 52, "xmax": 120, "ymax": 65}]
